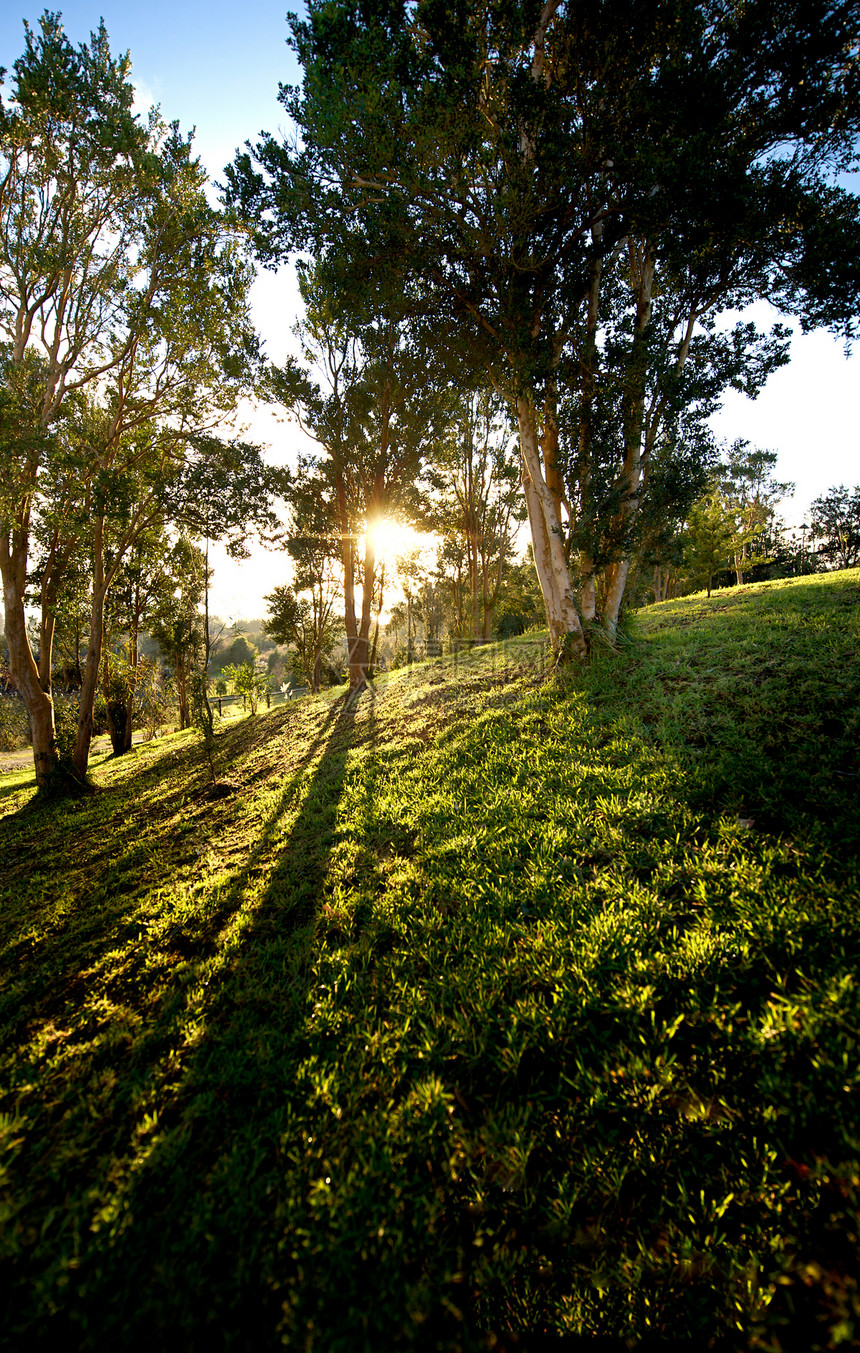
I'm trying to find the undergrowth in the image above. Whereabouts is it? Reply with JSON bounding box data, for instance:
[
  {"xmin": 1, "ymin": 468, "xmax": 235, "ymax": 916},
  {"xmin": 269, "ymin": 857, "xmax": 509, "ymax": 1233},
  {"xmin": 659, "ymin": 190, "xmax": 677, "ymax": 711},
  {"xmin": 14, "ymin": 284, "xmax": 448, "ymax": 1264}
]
[{"xmin": 0, "ymin": 571, "xmax": 858, "ymax": 1352}]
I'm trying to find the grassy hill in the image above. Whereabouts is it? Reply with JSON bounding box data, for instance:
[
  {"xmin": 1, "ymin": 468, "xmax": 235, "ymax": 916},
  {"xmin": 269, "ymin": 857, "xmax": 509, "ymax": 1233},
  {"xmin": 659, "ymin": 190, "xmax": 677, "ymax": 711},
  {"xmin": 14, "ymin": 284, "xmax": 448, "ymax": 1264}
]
[{"xmin": 1, "ymin": 571, "xmax": 858, "ymax": 1352}]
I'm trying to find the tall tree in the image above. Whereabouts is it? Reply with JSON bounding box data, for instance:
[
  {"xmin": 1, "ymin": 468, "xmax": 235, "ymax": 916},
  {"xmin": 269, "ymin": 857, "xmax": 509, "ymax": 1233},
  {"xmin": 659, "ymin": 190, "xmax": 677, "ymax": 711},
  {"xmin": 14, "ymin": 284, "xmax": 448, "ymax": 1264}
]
[
  {"xmin": 0, "ymin": 15, "xmax": 257, "ymax": 790},
  {"xmin": 428, "ymin": 392, "xmax": 525, "ymax": 640},
  {"xmin": 266, "ymin": 265, "xmax": 451, "ymax": 689},
  {"xmin": 229, "ymin": 0, "xmax": 860, "ymax": 656},
  {"xmin": 265, "ymin": 464, "xmax": 342, "ymax": 691},
  {"xmin": 809, "ymin": 485, "xmax": 860, "ymax": 571},
  {"xmin": 717, "ymin": 442, "xmax": 793, "ymax": 585}
]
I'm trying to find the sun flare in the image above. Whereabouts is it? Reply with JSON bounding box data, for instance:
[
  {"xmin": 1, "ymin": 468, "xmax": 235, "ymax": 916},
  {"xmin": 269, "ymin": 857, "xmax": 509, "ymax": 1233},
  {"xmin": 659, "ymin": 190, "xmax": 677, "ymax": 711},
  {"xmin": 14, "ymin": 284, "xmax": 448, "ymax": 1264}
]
[{"xmin": 364, "ymin": 518, "xmax": 425, "ymax": 560}]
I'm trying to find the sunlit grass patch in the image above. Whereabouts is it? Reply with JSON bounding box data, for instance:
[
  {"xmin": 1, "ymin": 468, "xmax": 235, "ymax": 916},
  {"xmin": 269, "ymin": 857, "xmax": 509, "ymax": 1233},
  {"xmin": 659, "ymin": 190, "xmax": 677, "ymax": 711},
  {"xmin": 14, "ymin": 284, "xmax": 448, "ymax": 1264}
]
[{"xmin": 1, "ymin": 575, "xmax": 858, "ymax": 1351}]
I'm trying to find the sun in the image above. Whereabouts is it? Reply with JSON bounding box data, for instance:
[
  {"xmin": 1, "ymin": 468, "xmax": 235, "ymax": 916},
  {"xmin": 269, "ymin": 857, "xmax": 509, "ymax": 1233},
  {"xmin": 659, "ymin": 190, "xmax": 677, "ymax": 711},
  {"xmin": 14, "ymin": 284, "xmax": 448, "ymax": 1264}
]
[{"xmin": 364, "ymin": 517, "xmax": 424, "ymax": 560}]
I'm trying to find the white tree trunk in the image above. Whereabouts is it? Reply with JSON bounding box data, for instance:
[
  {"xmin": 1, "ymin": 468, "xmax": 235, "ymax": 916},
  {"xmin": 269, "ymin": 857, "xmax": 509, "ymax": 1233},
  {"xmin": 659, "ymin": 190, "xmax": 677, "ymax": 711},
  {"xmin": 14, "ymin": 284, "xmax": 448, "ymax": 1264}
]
[{"xmin": 517, "ymin": 396, "xmax": 587, "ymax": 660}]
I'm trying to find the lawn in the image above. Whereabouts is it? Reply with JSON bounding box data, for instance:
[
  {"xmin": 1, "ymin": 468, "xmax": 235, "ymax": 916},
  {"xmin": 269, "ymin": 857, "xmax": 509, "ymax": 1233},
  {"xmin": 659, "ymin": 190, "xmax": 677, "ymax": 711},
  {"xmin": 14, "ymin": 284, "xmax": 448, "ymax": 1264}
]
[{"xmin": 1, "ymin": 571, "xmax": 858, "ymax": 1351}]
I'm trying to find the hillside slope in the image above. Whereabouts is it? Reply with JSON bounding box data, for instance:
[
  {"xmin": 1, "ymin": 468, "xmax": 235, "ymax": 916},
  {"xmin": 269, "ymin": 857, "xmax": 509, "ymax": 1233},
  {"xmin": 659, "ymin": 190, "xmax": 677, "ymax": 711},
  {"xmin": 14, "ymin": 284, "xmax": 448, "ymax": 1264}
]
[{"xmin": 1, "ymin": 571, "xmax": 858, "ymax": 1351}]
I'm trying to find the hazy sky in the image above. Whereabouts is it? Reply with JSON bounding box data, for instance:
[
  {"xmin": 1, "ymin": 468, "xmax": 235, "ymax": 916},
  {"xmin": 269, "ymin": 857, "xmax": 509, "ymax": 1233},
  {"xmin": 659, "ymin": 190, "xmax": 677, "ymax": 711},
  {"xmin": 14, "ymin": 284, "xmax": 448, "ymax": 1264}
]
[{"xmin": 2, "ymin": 3, "xmax": 858, "ymax": 617}]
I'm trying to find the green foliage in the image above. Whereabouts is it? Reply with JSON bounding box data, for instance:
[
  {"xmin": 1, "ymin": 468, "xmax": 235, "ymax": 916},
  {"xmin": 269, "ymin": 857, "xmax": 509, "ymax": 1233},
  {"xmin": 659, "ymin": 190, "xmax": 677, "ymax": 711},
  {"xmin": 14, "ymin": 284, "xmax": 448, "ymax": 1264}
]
[
  {"xmin": 149, "ymin": 539, "xmax": 207, "ymax": 730},
  {"xmin": 52, "ymin": 690, "xmax": 107, "ymax": 760},
  {"xmin": 219, "ymin": 633, "xmax": 258, "ymax": 671},
  {"xmin": 810, "ymin": 484, "xmax": 860, "ymax": 571},
  {"xmin": 133, "ymin": 657, "xmax": 174, "ymax": 740},
  {"xmin": 0, "ymin": 572, "xmax": 859, "ymax": 1350},
  {"xmin": 0, "ymin": 695, "xmax": 28, "ymax": 752},
  {"xmin": 682, "ymin": 488, "xmax": 738, "ymax": 597},
  {"xmin": 716, "ymin": 442, "xmax": 794, "ymax": 584},
  {"xmin": 223, "ymin": 661, "xmax": 268, "ymax": 715},
  {"xmin": 264, "ymin": 582, "xmax": 337, "ymax": 692},
  {"xmin": 493, "ymin": 556, "xmax": 545, "ymax": 637}
]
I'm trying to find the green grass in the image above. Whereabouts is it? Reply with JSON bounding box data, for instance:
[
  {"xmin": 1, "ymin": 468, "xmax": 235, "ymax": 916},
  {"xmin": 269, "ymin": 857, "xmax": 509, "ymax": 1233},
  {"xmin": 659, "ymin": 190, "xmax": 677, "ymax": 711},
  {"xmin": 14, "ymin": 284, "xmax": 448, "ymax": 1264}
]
[{"xmin": 1, "ymin": 572, "xmax": 859, "ymax": 1352}]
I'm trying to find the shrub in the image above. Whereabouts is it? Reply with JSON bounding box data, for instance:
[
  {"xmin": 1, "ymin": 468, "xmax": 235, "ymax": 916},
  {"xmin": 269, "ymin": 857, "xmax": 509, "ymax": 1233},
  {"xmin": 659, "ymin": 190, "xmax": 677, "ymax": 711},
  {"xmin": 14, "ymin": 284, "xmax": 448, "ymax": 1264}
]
[{"xmin": 0, "ymin": 695, "xmax": 28, "ymax": 752}]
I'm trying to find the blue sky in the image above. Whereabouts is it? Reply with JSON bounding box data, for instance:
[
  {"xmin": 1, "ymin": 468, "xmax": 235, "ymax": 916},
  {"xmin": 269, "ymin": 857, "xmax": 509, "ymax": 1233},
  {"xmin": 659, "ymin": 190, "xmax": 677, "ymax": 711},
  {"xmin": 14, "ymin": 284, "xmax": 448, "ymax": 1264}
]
[
  {"xmin": 1, "ymin": 3, "xmax": 301, "ymax": 185},
  {"xmin": 2, "ymin": 5, "xmax": 858, "ymax": 616}
]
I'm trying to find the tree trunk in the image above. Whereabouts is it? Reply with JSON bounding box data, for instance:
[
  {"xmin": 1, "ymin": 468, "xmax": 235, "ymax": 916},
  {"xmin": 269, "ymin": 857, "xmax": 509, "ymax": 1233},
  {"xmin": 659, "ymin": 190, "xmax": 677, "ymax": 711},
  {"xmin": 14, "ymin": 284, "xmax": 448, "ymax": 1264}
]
[
  {"xmin": 517, "ymin": 396, "xmax": 588, "ymax": 660},
  {"xmin": 542, "ymin": 383, "xmax": 566, "ymax": 523},
  {"xmin": 121, "ymin": 615, "xmax": 139, "ymax": 754},
  {"xmin": 39, "ymin": 611, "xmax": 56, "ymax": 692},
  {"xmin": 577, "ymin": 244, "xmax": 603, "ymax": 623},
  {"xmin": 1, "ymin": 537, "xmax": 60, "ymax": 789},
  {"xmin": 342, "ymin": 535, "xmax": 362, "ymax": 687},
  {"xmin": 177, "ymin": 652, "xmax": 190, "ymax": 728},
  {"xmin": 353, "ymin": 532, "xmax": 376, "ymax": 682},
  {"xmin": 602, "ymin": 245, "xmax": 655, "ymax": 637},
  {"xmin": 470, "ymin": 539, "xmax": 481, "ymax": 642},
  {"xmin": 73, "ymin": 517, "xmax": 108, "ymax": 779},
  {"xmin": 71, "ymin": 510, "xmax": 122, "ymax": 778},
  {"xmin": 336, "ymin": 478, "xmax": 369, "ymax": 690},
  {"xmin": 105, "ymin": 635, "xmax": 127, "ymax": 756}
]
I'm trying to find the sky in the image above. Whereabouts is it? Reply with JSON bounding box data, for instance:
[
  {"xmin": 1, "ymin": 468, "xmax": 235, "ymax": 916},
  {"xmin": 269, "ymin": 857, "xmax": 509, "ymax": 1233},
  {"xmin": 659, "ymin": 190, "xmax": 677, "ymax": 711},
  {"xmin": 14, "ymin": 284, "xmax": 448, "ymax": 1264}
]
[{"xmin": 2, "ymin": 2, "xmax": 858, "ymax": 618}]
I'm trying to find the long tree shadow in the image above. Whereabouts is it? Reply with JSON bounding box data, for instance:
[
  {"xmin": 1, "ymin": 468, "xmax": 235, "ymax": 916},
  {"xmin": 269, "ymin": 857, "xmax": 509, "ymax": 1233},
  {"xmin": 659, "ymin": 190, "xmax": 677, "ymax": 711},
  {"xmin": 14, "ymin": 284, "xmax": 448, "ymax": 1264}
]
[
  {"xmin": 0, "ymin": 701, "xmax": 345, "ymax": 1044},
  {"xmin": 4, "ymin": 690, "xmax": 378, "ymax": 1350}
]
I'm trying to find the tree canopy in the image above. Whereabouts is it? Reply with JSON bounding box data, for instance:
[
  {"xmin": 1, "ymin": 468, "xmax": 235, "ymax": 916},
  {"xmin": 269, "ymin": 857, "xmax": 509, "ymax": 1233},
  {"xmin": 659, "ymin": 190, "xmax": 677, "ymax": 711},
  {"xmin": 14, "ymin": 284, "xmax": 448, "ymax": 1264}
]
[
  {"xmin": 0, "ymin": 13, "xmax": 261, "ymax": 789},
  {"xmin": 229, "ymin": 0, "xmax": 860, "ymax": 652}
]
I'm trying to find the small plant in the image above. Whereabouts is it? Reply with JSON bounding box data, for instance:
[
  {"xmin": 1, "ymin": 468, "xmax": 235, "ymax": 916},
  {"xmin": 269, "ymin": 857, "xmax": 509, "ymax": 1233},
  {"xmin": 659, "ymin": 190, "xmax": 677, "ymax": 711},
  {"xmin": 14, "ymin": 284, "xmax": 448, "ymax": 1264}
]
[
  {"xmin": 189, "ymin": 669, "xmax": 218, "ymax": 784},
  {"xmin": 135, "ymin": 659, "xmax": 174, "ymax": 741},
  {"xmin": 223, "ymin": 661, "xmax": 269, "ymax": 715},
  {"xmin": 52, "ymin": 691, "xmax": 80, "ymax": 760}
]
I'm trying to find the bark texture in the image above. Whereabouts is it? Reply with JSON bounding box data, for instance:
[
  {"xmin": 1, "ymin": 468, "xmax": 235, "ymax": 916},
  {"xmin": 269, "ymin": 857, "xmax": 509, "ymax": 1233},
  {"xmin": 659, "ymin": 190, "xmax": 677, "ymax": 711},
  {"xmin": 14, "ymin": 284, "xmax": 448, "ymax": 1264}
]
[{"xmin": 517, "ymin": 397, "xmax": 587, "ymax": 660}]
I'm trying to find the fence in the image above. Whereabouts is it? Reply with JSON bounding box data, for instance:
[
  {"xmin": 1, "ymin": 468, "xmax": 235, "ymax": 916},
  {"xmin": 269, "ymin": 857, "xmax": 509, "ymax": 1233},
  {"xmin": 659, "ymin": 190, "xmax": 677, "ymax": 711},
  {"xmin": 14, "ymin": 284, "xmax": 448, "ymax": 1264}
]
[{"xmin": 213, "ymin": 688, "xmax": 307, "ymax": 715}]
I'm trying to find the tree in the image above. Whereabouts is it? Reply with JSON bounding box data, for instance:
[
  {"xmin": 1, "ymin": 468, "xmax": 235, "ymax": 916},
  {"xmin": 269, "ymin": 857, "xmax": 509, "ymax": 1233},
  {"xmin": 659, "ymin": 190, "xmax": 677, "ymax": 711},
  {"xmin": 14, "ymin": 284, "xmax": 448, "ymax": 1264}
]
[
  {"xmin": 223, "ymin": 661, "xmax": 268, "ymax": 715},
  {"xmin": 683, "ymin": 489, "xmax": 738, "ymax": 598},
  {"xmin": 218, "ymin": 634, "xmax": 257, "ymax": 672},
  {"xmin": 0, "ymin": 15, "xmax": 257, "ymax": 791},
  {"xmin": 264, "ymin": 585, "xmax": 337, "ymax": 692},
  {"xmin": 149, "ymin": 539, "xmax": 207, "ymax": 731},
  {"xmin": 810, "ymin": 485, "xmax": 860, "ymax": 571},
  {"xmin": 229, "ymin": 0, "xmax": 860, "ymax": 656},
  {"xmin": 717, "ymin": 442, "xmax": 793, "ymax": 585},
  {"xmin": 493, "ymin": 552, "xmax": 546, "ymax": 637},
  {"xmin": 265, "ymin": 264, "xmax": 451, "ymax": 690},
  {"xmin": 428, "ymin": 392, "xmax": 525, "ymax": 640},
  {"xmin": 264, "ymin": 466, "xmax": 342, "ymax": 691},
  {"xmin": 101, "ymin": 522, "xmax": 191, "ymax": 753}
]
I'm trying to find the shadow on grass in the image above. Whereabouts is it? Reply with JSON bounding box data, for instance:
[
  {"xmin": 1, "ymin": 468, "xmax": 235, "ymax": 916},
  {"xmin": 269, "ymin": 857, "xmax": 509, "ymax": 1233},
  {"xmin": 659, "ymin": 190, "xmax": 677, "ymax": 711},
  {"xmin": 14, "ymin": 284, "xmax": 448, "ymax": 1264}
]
[
  {"xmin": 0, "ymin": 773, "xmax": 34, "ymax": 804},
  {"xmin": 0, "ymin": 705, "xmax": 334, "ymax": 1029},
  {"xmin": 1, "ymin": 690, "xmax": 375, "ymax": 1350}
]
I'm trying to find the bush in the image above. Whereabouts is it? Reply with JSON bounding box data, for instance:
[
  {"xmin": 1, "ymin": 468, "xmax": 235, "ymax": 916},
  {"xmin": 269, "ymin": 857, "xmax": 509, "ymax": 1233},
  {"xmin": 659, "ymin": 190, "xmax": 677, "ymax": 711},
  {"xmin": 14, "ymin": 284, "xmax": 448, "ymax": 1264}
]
[
  {"xmin": 132, "ymin": 658, "xmax": 175, "ymax": 740},
  {"xmin": 0, "ymin": 695, "xmax": 28, "ymax": 752},
  {"xmin": 52, "ymin": 691, "xmax": 108, "ymax": 759},
  {"xmin": 52, "ymin": 691, "xmax": 80, "ymax": 759}
]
